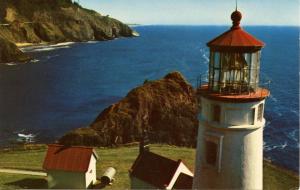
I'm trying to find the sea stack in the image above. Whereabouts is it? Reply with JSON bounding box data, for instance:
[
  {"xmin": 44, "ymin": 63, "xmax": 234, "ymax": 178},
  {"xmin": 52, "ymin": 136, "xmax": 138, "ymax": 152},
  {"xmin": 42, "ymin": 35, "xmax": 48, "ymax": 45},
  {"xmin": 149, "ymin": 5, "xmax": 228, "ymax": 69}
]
[{"xmin": 193, "ymin": 9, "xmax": 269, "ymax": 189}]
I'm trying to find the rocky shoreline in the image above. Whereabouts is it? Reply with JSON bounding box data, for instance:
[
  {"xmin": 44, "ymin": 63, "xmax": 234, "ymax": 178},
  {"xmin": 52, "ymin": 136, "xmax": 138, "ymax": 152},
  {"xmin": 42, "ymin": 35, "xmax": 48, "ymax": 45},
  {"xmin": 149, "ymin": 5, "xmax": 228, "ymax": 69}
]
[
  {"xmin": 0, "ymin": 0, "xmax": 137, "ymax": 63},
  {"xmin": 0, "ymin": 37, "xmax": 32, "ymax": 63}
]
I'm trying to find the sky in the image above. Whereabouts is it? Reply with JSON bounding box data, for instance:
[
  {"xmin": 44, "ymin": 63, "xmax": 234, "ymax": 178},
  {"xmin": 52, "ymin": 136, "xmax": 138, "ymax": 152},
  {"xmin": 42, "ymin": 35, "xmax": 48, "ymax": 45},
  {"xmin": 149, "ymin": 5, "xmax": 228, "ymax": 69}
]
[{"xmin": 80, "ymin": 0, "xmax": 299, "ymax": 26}]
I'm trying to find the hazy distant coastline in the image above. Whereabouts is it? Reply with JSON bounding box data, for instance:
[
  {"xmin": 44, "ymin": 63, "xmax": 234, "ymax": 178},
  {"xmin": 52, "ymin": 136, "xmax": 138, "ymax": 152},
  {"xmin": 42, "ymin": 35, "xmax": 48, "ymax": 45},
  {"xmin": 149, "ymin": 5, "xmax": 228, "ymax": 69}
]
[{"xmin": 0, "ymin": 0, "xmax": 136, "ymax": 64}]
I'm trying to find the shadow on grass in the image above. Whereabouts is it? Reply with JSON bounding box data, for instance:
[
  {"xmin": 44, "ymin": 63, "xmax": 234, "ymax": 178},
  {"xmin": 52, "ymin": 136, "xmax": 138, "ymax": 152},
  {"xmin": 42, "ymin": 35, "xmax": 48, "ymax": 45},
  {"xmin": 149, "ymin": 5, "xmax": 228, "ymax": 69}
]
[
  {"xmin": 5, "ymin": 178, "xmax": 47, "ymax": 189},
  {"xmin": 92, "ymin": 182, "xmax": 107, "ymax": 189}
]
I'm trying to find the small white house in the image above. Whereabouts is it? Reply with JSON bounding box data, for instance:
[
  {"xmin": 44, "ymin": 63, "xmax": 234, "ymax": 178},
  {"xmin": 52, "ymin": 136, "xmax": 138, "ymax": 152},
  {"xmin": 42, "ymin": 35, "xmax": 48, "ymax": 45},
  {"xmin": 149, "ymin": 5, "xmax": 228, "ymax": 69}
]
[
  {"xmin": 43, "ymin": 144, "xmax": 98, "ymax": 189},
  {"xmin": 129, "ymin": 151, "xmax": 193, "ymax": 189}
]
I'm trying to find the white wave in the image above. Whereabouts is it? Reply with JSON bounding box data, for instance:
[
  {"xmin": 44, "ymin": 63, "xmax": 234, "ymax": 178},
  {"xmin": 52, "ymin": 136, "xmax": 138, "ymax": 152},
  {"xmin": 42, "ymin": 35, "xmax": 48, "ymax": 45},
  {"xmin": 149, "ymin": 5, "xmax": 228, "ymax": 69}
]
[
  {"xmin": 281, "ymin": 142, "xmax": 288, "ymax": 149},
  {"xmin": 264, "ymin": 121, "xmax": 271, "ymax": 129},
  {"xmin": 30, "ymin": 59, "xmax": 40, "ymax": 63},
  {"xmin": 202, "ymin": 54, "xmax": 209, "ymax": 63},
  {"xmin": 30, "ymin": 46, "xmax": 70, "ymax": 52},
  {"xmin": 31, "ymin": 47, "xmax": 56, "ymax": 52},
  {"xmin": 263, "ymin": 145, "xmax": 273, "ymax": 151},
  {"xmin": 273, "ymin": 142, "xmax": 288, "ymax": 150},
  {"xmin": 291, "ymin": 110, "xmax": 299, "ymax": 115},
  {"xmin": 46, "ymin": 54, "xmax": 59, "ymax": 59},
  {"xmin": 287, "ymin": 130, "xmax": 299, "ymax": 142},
  {"xmin": 86, "ymin": 41, "xmax": 99, "ymax": 44},
  {"xmin": 4, "ymin": 62, "xmax": 17, "ymax": 66},
  {"xmin": 264, "ymin": 142, "xmax": 289, "ymax": 151},
  {"xmin": 20, "ymin": 45, "xmax": 49, "ymax": 52},
  {"xmin": 50, "ymin": 42, "xmax": 75, "ymax": 47},
  {"xmin": 20, "ymin": 42, "xmax": 74, "ymax": 52},
  {"xmin": 199, "ymin": 48, "xmax": 209, "ymax": 64},
  {"xmin": 269, "ymin": 95, "xmax": 278, "ymax": 102}
]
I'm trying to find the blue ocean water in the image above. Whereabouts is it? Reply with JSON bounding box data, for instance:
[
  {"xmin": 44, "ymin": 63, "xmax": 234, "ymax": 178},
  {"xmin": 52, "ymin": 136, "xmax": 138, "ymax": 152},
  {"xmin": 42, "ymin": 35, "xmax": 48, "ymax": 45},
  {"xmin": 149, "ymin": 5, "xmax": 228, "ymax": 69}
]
[{"xmin": 0, "ymin": 26, "xmax": 298, "ymax": 171}]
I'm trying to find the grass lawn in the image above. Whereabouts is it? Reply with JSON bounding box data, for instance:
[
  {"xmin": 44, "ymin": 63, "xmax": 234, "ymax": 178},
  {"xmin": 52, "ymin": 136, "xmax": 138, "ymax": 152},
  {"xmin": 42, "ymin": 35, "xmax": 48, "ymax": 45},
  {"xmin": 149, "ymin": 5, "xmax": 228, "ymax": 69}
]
[
  {"xmin": 0, "ymin": 173, "xmax": 47, "ymax": 190},
  {"xmin": 0, "ymin": 144, "xmax": 298, "ymax": 189}
]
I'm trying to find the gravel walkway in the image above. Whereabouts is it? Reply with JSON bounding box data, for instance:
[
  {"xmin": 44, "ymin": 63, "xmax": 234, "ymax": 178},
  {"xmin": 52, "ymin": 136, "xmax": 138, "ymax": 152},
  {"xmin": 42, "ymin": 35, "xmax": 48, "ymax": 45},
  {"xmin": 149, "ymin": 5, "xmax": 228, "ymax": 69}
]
[{"xmin": 0, "ymin": 168, "xmax": 46, "ymax": 176}]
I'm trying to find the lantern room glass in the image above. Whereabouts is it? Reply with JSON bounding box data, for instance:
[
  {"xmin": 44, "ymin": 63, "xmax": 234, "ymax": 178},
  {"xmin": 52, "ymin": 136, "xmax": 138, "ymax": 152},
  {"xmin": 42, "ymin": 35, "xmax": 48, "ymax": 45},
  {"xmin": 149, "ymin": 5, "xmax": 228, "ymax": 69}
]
[{"xmin": 208, "ymin": 51, "xmax": 261, "ymax": 94}]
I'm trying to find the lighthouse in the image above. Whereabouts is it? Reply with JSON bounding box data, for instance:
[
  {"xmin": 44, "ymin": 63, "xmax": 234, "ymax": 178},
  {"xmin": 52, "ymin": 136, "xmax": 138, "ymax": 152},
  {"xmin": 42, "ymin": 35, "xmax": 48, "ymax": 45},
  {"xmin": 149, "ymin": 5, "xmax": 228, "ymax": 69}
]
[{"xmin": 193, "ymin": 9, "xmax": 269, "ymax": 189}]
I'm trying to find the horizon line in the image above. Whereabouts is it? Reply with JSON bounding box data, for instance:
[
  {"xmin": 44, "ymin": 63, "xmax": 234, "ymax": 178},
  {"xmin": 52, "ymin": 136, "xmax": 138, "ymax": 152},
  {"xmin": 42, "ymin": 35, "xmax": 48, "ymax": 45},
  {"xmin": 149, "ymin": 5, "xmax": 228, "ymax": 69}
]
[{"xmin": 129, "ymin": 24, "xmax": 300, "ymax": 27}]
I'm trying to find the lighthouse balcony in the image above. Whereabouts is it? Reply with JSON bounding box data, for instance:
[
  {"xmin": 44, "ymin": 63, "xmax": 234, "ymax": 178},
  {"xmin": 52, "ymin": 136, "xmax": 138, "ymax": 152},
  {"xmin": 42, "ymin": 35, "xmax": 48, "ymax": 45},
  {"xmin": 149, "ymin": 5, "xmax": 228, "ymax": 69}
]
[
  {"xmin": 196, "ymin": 72, "xmax": 270, "ymax": 102},
  {"xmin": 196, "ymin": 84, "xmax": 269, "ymax": 102}
]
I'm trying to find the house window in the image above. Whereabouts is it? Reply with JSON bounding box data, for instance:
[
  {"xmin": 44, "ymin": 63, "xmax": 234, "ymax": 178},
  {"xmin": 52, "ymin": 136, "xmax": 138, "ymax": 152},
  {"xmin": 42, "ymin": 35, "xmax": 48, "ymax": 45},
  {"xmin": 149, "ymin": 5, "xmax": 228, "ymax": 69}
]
[
  {"xmin": 204, "ymin": 132, "xmax": 224, "ymax": 172},
  {"xmin": 257, "ymin": 103, "xmax": 264, "ymax": 122},
  {"xmin": 212, "ymin": 105, "xmax": 221, "ymax": 122}
]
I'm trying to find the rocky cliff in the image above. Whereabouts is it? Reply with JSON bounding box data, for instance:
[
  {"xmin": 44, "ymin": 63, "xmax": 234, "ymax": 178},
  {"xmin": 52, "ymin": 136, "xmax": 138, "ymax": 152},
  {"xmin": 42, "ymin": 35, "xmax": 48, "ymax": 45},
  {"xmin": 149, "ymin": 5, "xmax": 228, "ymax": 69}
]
[
  {"xmin": 0, "ymin": 37, "xmax": 31, "ymax": 63},
  {"xmin": 0, "ymin": 0, "xmax": 134, "ymax": 63},
  {"xmin": 60, "ymin": 72, "xmax": 199, "ymax": 147}
]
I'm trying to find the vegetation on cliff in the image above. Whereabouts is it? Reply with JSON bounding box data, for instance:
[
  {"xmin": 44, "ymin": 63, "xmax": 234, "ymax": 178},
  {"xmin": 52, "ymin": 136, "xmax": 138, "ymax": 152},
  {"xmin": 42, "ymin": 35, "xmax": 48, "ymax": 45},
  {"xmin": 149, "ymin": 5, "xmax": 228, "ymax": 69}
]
[
  {"xmin": 60, "ymin": 72, "xmax": 199, "ymax": 147},
  {"xmin": 0, "ymin": 0, "xmax": 134, "ymax": 63},
  {"xmin": 0, "ymin": 37, "xmax": 31, "ymax": 63}
]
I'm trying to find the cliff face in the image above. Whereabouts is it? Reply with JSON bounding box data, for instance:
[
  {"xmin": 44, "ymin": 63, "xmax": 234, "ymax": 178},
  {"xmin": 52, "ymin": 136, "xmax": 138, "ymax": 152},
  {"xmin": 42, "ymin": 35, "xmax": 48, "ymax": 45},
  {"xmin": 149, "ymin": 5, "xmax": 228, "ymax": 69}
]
[
  {"xmin": 0, "ymin": 37, "xmax": 31, "ymax": 63},
  {"xmin": 0, "ymin": 0, "xmax": 134, "ymax": 63},
  {"xmin": 60, "ymin": 72, "xmax": 199, "ymax": 147}
]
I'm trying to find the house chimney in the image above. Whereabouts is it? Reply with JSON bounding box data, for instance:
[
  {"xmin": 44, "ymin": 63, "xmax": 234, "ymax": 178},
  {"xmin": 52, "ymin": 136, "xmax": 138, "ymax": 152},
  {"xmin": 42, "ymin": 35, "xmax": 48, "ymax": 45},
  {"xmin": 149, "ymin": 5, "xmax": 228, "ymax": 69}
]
[{"xmin": 139, "ymin": 130, "xmax": 150, "ymax": 154}]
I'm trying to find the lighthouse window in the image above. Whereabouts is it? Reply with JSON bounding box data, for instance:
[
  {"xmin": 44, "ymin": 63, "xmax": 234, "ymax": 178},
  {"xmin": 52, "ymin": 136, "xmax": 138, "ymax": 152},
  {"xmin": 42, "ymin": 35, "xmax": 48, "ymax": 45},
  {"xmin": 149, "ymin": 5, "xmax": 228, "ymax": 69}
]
[
  {"xmin": 206, "ymin": 141, "xmax": 217, "ymax": 165},
  {"xmin": 212, "ymin": 105, "xmax": 221, "ymax": 122},
  {"xmin": 204, "ymin": 132, "xmax": 224, "ymax": 172},
  {"xmin": 257, "ymin": 103, "xmax": 264, "ymax": 121},
  {"xmin": 251, "ymin": 108, "xmax": 255, "ymax": 125}
]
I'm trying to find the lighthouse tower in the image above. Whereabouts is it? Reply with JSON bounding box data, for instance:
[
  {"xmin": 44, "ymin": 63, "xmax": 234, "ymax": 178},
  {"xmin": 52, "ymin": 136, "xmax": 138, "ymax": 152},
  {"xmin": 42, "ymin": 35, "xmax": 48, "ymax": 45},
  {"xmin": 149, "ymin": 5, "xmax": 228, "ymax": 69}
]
[{"xmin": 193, "ymin": 9, "xmax": 269, "ymax": 189}]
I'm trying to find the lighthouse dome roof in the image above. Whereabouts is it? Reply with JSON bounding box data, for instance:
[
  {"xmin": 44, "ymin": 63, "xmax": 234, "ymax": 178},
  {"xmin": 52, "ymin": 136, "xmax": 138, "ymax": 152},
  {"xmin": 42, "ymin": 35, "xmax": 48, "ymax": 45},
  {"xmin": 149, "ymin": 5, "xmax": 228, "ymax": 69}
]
[{"xmin": 207, "ymin": 10, "xmax": 265, "ymax": 52}]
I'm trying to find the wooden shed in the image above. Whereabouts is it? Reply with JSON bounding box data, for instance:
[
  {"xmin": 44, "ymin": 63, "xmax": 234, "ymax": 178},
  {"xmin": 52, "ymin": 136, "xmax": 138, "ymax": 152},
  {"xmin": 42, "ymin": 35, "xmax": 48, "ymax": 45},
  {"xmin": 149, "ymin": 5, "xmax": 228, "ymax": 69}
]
[
  {"xmin": 43, "ymin": 144, "xmax": 98, "ymax": 189},
  {"xmin": 129, "ymin": 151, "xmax": 193, "ymax": 189}
]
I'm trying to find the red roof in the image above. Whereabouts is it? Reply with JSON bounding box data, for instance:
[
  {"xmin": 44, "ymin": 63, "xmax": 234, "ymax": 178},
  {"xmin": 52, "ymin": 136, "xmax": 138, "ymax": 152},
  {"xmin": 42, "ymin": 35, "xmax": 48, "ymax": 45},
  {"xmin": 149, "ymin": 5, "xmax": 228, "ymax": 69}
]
[
  {"xmin": 129, "ymin": 151, "xmax": 181, "ymax": 188},
  {"xmin": 207, "ymin": 10, "xmax": 265, "ymax": 52},
  {"xmin": 43, "ymin": 144, "xmax": 98, "ymax": 172}
]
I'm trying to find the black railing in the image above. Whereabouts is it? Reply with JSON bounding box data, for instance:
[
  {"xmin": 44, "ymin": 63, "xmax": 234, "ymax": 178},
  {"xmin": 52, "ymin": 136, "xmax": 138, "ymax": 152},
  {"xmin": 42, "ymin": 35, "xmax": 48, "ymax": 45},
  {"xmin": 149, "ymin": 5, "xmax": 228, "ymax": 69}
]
[
  {"xmin": 196, "ymin": 73, "xmax": 271, "ymax": 97},
  {"xmin": 196, "ymin": 73, "xmax": 209, "ymax": 88}
]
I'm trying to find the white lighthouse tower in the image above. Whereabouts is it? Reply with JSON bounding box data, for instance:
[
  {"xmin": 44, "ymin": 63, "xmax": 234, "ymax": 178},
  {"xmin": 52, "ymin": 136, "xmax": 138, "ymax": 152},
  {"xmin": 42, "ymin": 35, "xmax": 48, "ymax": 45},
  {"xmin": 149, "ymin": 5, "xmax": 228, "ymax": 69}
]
[{"xmin": 193, "ymin": 9, "xmax": 269, "ymax": 189}]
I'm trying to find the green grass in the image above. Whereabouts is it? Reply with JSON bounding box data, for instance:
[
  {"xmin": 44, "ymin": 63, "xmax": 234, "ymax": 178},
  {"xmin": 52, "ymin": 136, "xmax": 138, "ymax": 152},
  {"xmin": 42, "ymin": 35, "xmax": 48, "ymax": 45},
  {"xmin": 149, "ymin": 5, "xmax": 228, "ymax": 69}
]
[
  {"xmin": 0, "ymin": 148, "xmax": 46, "ymax": 171},
  {"xmin": 0, "ymin": 173, "xmax": 46, "ymax": 190},
  {"xmin": 0, "ymin": 144, "xmax": 298, "ymax": 189},
  {"xmin": 263, "ymin": 161, "xmax": 299, "ymax": 190}
]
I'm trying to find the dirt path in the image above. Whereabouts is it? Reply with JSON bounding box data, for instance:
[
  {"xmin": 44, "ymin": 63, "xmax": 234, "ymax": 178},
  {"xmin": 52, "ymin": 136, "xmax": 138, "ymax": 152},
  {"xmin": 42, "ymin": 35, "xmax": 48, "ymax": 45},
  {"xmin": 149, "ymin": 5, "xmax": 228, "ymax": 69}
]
[{"xmin": 0, "ymin": 168, "xmax": 46, "ymax": 176}]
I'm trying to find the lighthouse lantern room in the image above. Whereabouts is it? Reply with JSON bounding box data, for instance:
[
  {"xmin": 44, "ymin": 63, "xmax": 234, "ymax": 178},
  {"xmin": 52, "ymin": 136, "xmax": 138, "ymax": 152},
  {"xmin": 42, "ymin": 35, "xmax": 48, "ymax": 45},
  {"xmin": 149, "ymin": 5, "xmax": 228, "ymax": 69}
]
[
  {"xmin": 193, "ymin": 9, "xmax": 270, "ymax": 190},
  {"xmin": 207, "ymin": 10, "xmax": 264, "ymax": 95}
]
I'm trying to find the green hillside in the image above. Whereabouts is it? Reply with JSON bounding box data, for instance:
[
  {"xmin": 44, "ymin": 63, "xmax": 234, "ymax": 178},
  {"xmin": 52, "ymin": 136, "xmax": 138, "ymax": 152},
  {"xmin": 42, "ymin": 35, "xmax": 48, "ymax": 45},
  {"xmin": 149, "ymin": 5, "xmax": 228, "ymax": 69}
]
[{"xmin": 0, "ymin": 144, "xmax": 298, "ymax": 189}]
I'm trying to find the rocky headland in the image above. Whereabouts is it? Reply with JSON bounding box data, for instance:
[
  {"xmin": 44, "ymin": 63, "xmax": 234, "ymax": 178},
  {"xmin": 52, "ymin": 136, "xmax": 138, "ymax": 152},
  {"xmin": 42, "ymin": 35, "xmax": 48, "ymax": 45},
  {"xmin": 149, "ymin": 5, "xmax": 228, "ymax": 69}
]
[
  {"xmin": 0, "ymin": 0, "xmax": 135, "ymax": 63},
  {"xmin": 59, "ymin": 72, "xmax": 199, "ymax": 147}
]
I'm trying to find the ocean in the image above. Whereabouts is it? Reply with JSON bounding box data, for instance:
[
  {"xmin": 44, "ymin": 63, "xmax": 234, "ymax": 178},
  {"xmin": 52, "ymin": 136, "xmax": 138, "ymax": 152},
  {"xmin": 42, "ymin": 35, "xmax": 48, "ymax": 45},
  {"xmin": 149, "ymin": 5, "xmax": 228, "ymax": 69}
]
[{"xmin": 0, "ymin": 25, "xmax": 298, "ymax": 172}]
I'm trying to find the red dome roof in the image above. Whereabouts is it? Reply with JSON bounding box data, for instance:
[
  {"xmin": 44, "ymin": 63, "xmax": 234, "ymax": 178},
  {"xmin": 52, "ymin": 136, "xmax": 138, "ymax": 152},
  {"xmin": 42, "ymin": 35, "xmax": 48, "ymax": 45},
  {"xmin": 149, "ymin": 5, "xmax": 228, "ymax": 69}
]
[{"xmin": 207, "ymin": 10, "xmax": 265, "ymax": 52}]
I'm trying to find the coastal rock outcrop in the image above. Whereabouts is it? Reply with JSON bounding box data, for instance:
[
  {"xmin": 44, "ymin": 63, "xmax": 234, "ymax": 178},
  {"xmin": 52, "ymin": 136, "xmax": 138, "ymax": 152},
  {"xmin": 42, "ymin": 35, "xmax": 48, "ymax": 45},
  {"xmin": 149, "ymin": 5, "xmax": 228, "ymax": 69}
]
[
  {"xmin": 0, "ymin": 0, "xmax": 135, "ymax": 63},
  {"xmin": 0, "ymin": 37, "xmax": 31, "ymax": 63},
  {"xmin": 60, "ymin": 72, "xmax": 198, "ymax": 147}
]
